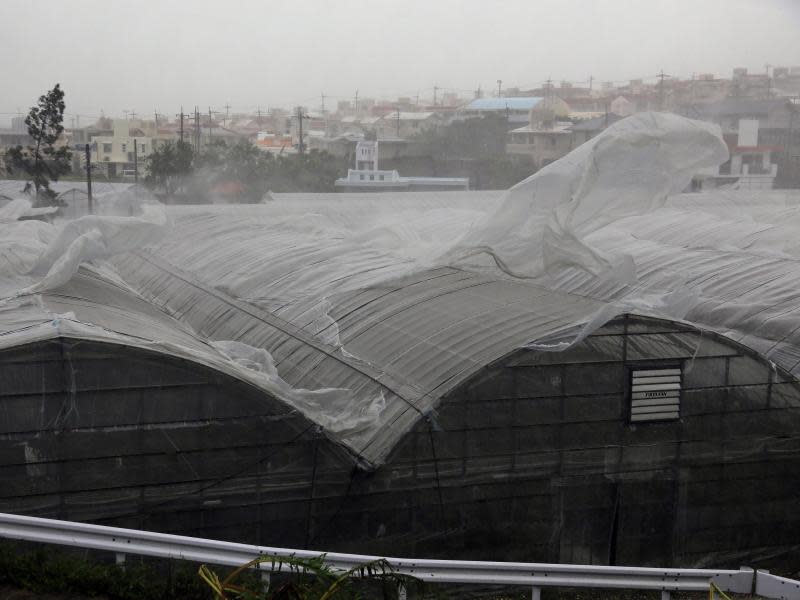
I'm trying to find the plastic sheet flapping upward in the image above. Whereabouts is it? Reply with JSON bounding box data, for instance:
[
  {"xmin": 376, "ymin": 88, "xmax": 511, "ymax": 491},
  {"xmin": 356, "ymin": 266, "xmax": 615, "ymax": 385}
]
[
  {"xmin": 0, "ymin": 192, "xmax": 168, "ymax": 298},
  {"xmin": 445, "ymin": 112, "xmax": 728, "ymax": 279},
  {"xmin": 441, "ymin": 112, "xmax": 730, "ymax": 349}
]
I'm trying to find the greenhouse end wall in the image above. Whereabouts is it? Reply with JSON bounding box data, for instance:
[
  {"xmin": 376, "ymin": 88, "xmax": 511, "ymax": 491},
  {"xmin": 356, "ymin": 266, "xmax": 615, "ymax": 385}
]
[{"xmin": 0, "ymin": 315, "xmax": 798, "ymax": 569}]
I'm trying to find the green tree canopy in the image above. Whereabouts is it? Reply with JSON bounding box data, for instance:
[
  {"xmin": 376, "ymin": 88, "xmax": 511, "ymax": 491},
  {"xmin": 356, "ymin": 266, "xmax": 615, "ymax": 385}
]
[
  {"xmin": 146, "ymin": 138, "xmax": 346, "ymax": 202},
  {"xmin": 5, "ymin": 84, "xmax": 72, "ymax": 205},
  {"xmin": 145, "ymin": 140, "xmax": 193, "ymax": 197}
]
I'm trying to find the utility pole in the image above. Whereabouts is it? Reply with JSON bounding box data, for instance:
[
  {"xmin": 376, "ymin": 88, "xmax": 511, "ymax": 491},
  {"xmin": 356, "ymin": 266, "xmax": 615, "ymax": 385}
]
[
  {"xmin": 765, "ymin": 64, "xmax": 773, "ymax": 99},
  {"xmin": 154, "ymin": 111, "xmax": 159, "ymax": 129},
  {"xmin": 133, "ymin": 139, "xmax": 138, "ymax": 185},
  {"xmin": 224, "ymin": 103, "xmax": 231, "ymax": 127},
  {"xmin": 296, "ymin": 106, "xmax": 306, "ymax": 154},
  {"xmin": 208, "ymin": 107, "xmax": 213, "ymax": 143},
  {"xmin": 194, "ymin": 106, "xmax": 200, "ymax": 152},
  {"xmin": 497, "ymin": 79, "xmax": 502, "ymax": 97},
  {"xmin": 588, "ymin": 75, "xmax": 593, "ymax": 91},
  {"xmin": 354, "ymin": 90, "xmax": 359, "ymax": 114},
  {"xmin": 177, "ymin": 107, "xmax": 185, "ymax": 144},
  {"xmin": 657, "ymin": 70, "xmax": 669, "ymax": 111},
  {"xmin": 320, "ymin": 93, "xmax": 326, "ymax": 114},
  {"xmin": 541, "ymin": 78, "xmax": 552, "ymax": 101},
  {"xmin": 433, "ymin": 85, "xmax": 439, "ymax": 106},
  {"xmin": 130, "ymin": 110, "xmax": 137, "ymax": 120},
  {"xmin": 85, "ymin": 144, "xmax": 93, "ymax": 214},
  {"xmin": 395, "ymin": 107, "xmax": 400, "ymax": 137}
]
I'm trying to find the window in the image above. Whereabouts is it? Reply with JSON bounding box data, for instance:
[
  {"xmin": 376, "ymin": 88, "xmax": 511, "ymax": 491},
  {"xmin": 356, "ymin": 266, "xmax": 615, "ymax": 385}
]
[
  {"xmin": 370, "ymin": 174, "xmax": 374, "ymax": 181},
  {"xmin": 379, "ymin": 175, "xmax": 385, "ymax": 181},
  {"xmin": 360, "ymin": 174, "xmax": 365, "ymax": 180},
  {"xmin": 140, "ymin": 144, "xmax": 146, "ymax": 153},
  {"xmin": 121, "ymin": 143, "xmax": 127, "ymax": 152},
  {"xmin": 629, "ymin": 366, "xmax": 681, "ymax": 422},
  {"xmin": 102, "ymin": 143, "xmax": 112, "ymax": 153}
]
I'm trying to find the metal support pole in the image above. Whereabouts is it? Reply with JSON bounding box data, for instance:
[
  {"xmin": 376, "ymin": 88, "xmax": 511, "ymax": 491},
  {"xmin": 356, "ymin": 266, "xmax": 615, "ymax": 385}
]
[
  {"xmin": 661, "ymin": 590, "xmax": 671, "ymax": 600},
  {"xmin": 84, "ymin": 143, "xmax": 93, "ymax": 215},
  {"xmin": 531, "ymin": 585, "xmax": 541, "ymax": 600}
]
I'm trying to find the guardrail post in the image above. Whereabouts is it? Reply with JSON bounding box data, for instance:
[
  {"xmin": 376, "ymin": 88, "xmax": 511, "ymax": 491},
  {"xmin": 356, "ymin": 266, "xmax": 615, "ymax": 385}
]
[
  {"xmin": 531, "ymin": 585, "xmax": 541, "ymax": 600},
  {"xmin": 115, "ymin": 552, "xmax": 126, "ymax": 571},
  {"xmin": 661, "ymin": 591, "xmax": 671, "ymax": 600},
  {"xmin": 260, "ymin": 571, "xmax": 270, "ymax": 593},
  {"xmin": 398, "ymin": 583, "xmax": 407, "ymax": 600}
]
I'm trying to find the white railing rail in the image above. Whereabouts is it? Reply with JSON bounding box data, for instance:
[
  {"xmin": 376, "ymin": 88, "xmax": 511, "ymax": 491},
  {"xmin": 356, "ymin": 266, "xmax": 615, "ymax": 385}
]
[
  {"xmin": 0, "ymin": 511, "xmax": 773, "ymax": 598},
  {"xmin": 757, "ymin": 570, "xmax": 800, "ymax": 600}
]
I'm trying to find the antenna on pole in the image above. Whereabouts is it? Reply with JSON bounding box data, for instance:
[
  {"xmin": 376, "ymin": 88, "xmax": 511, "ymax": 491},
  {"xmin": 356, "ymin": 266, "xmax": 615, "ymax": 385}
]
[{"xmin": 496, "ymin": 79, "xmax": 502, "ymax": 97}]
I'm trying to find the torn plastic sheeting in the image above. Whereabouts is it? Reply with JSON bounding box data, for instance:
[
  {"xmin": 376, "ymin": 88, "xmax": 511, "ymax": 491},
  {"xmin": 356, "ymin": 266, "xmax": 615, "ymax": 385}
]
[
  {"xmin": 24, "ymin": 204, "xmax": 168, "ymax": 294},
  {"xmin": 211, "ymin": 340, "xmax": 387, "ymax": 437},
  {"xmin": 442, "ymin": 112, "xmax": 728, "ymax": 281},
  {"xmin": 0, "ymin": 193, "xmax": 168, "ymax": 299}
]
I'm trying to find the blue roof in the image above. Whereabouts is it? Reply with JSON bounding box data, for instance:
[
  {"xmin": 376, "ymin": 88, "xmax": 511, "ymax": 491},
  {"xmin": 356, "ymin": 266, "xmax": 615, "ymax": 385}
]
[{"xmin": 465, "ymin": 97, "xmax": 543, "ymax": 111}]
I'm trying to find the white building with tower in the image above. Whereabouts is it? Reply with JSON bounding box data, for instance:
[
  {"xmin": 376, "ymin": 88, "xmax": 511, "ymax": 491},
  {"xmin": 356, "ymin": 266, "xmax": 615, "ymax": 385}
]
[{"xmin": 335, "ymin": 141, "xmax": 469, "ymax": 192}]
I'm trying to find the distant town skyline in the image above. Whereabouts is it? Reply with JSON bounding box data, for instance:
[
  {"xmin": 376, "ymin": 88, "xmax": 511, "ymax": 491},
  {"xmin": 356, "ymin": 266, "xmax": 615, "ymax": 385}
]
[{"xmin": 2, "ymin": 0, "xmax": 799, "ymax": 127}]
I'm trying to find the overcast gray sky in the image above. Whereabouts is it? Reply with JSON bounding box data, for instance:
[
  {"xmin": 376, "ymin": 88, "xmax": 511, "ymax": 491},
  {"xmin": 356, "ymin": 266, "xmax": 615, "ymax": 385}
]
[{"xmin": 1, "ymin": 0, "xmax": 799, "ymax": 125}]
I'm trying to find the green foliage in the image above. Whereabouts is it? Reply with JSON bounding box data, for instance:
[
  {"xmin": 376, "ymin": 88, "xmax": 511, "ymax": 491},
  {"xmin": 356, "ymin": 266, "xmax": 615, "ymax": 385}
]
[
  {"xmin": 265, "ymin": 150, "xmax": 347, "ymax": 193},
  {"xmin": 4, "ymin": 84, "xmax": 72, "ymax": 205},
  {"xmin": 145, "ymin": 140, "xmax": 194, "ymax": 197},
  {"xmin": 0, "ymin": 543, "xmax": 210, "ymax": 600},
  {"xmin": 408, "ymin": 115, "xmax": 536, "ymax": 189},
  {"xmin": 146, "ymin": 138, "xmax": 346, "ymax": 201},
  {"xmin": 414, "ymin": 114, "xmax": 509, "ymax": 161},
  {"xmin": 199, "ymin": 555, "xmax": 427, "ymax": 600}
]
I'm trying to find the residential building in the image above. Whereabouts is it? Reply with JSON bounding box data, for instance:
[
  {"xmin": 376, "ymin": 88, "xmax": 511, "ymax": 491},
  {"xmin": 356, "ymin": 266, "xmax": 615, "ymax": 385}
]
[
  {"xmin": 376, "ymin": 111, "xmax": 441, "ymax": 139},
  {"xmin": 506, "ymin": 98, "xmax": 611, "ymax": 169},
  {"xmin": 697, "ymin": 117, "xmax": 779, "ymax": 190},
  {"xmin": 90, "ymin": 119, "xmax": 153, "ymax": 178},
  {"xmin": 610, "ymin": 96, "xmax": 635, "ymax": 117},
  {"xmin": 694, "ymin": 97, "xmax": 798, "ymax": 188},
  {"xmin": 459, "ymin": 97, "xmax": 544, "ymax": 128},
  {"xmin": 253, "ymin": 132, "xmax": 295, "ymax": 154}
]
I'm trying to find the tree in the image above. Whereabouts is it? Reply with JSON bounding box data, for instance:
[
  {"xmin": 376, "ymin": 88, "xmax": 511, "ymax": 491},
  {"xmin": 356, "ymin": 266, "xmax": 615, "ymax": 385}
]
[
  {"xmin": 145, "ymin": 137, "xmax": 347, "ymax": 202},
  {"xmin": 5, "ymin": 84, "xmax": 72, "ymax": 205},
  {"xmin": 408, "ymin": 114, "xmax": 536, "ymax": 189},
  {"xmin": 145, "ymin": 140, "xmax": 193, "ymax": 197}
]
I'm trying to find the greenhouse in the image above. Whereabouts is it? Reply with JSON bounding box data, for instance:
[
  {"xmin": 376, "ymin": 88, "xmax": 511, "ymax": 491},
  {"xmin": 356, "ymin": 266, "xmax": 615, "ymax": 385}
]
[{"xmin": 1, "ymin": 113, "xmax": 800, "ymax": 568}]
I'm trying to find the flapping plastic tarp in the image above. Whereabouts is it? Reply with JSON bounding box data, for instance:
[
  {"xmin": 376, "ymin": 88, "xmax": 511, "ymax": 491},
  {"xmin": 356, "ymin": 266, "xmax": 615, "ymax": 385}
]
[{"xmin": 5, "ymin": 112, "xmax": 800, "ymax": 467}]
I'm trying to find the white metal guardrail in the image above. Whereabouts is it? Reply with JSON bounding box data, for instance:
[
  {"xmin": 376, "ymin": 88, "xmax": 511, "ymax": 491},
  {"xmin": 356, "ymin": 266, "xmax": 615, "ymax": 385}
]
[
  {"xmin": 757, "ymin": 570, "xmax": 800, "ymax": 600},
  {"xmin": 0, "ymin": 511, "xmax": 787, "ymax": 598}
]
